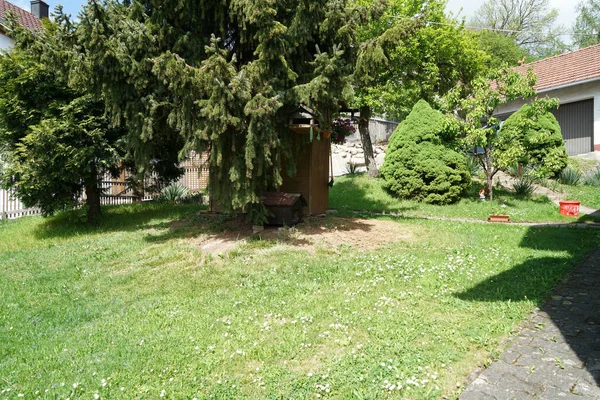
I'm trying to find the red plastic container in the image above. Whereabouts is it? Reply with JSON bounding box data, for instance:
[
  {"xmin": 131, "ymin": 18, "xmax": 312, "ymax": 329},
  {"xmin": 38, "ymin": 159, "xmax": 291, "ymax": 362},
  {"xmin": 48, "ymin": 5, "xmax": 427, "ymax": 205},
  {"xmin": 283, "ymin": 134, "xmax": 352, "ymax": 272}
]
[{"xmin": 559, "ymin": 200, "xmax": 580, "ymax": 217}]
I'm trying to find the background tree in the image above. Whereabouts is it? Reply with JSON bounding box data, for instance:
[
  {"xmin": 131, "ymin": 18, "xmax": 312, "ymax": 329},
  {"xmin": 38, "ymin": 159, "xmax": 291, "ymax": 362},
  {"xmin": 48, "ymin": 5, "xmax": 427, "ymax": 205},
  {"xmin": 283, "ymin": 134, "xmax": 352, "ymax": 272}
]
[
  {"xmin": 0, "ymin": 45, "xmax": 123, "ymax": 223},
  {"xmin": 471, "ymin": 0, "xmax": 567, "ymax": 59},
  {"xmin": 475, "ymin": 30, "xmax": 528, "ymax": 69},
  {"xmin": 573, "ymin": 0, "xmax": 600, "ymax": 49},
  {"xmin": 445, "ymin": 67, "xmax": 558, "ymax": 200},
  {"xmin": 352, "ymin": 0, "xmax": 487, "ymax": 176}
]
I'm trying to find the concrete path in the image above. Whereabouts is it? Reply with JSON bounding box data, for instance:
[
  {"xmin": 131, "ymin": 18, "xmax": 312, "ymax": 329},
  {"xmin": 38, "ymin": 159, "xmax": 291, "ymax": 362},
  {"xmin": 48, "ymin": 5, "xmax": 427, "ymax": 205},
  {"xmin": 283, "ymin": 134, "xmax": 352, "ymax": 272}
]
[{"xmin": 460, "ymin": 249, "xmax": 600, "ymax": 399}]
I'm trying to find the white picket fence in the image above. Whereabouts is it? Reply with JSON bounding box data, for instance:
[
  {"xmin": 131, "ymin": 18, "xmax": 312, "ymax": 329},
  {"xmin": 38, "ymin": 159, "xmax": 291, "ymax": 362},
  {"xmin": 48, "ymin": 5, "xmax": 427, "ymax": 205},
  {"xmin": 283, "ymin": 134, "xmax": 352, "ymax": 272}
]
[{"xmin": 0, "ymin": 188, "xmax": 42, "ymax": 220}]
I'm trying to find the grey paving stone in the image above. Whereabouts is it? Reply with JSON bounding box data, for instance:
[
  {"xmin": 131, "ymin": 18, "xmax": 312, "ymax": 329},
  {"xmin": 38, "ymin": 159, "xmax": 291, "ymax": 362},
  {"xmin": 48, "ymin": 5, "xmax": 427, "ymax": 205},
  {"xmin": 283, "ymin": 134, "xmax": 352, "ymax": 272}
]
[
  {"xmin": 460, "ymin": 389, "xmax": 498, "ymax": 400},
  {"xmin": 460, "ymin": 248, "xmax": 600, "ymax": 399}
]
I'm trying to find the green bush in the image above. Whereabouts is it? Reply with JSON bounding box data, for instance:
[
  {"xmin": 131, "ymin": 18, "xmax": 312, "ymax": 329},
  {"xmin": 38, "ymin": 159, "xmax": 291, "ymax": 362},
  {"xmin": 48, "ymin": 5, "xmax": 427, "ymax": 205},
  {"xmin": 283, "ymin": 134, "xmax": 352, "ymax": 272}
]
[
  {"xmin": 584, "ymin": 167, "xmax": 600, "ymax": 187},
  {"xmin": 559, "ymin": 166, "xmax": 582, "ymax": 186},
  {"xmin": 512, "ymin": 177, "xmax": 534, "ymax": 197},
  {"xmin": 497, "ymin": 105, "xmax": 568, "ymax": 178},
  {"xmin": 465, "ymin": 154, "xmax": 481, "ymax": 176},
  {"xmin": 380, "ymin": 100, "xmax": 471, "ymax": 204},
  {"xmin": 157, "ymin": 182, "xmax": 190, "ymax": 203}
]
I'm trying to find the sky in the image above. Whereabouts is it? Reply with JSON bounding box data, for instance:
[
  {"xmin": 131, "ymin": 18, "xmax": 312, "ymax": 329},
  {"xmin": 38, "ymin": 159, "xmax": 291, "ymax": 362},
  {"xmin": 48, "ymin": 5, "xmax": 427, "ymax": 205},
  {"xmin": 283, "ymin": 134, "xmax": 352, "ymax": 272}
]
[
  {"xmin": 12, "ymin": 0, "xmax": 85, "ymax": 18},
  {"xmin": 446, "ymin": 0, "xmax": 578, "ymax": 28},
  {"xmin": 11, "ymin": 0, "xmax": 580, "ymax": 30}
]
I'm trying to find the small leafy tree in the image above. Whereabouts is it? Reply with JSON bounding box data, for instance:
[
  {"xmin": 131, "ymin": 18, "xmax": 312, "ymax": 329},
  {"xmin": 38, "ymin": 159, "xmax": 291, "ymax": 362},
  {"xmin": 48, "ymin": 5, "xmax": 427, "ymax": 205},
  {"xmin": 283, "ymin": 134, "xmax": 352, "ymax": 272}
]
[
  {"xmin": 445, "ymin": 68, "xmax": 558, "ymax": 200},
  {"xmin": 0, "ymin": 48, "xmax": 124, "ymax": 223},
  {"xmin": 380, "ymin": 100, "xmax": 471, "ymax": 204},
  {"xmin": 495, "ymin": 104, "xmax": 568, "ymax": 177}
]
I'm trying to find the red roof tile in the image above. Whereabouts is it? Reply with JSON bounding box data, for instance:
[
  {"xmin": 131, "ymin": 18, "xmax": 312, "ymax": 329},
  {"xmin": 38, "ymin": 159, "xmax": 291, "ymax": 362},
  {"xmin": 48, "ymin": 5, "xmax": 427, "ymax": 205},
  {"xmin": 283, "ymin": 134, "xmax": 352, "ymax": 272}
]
[
  {"xmin": 0, "ymin": 0, "xmax": 42, "ymax": 31},
  {"xmin": 515, "ymin": 44, "xmax": 600, "ymax": 91}
]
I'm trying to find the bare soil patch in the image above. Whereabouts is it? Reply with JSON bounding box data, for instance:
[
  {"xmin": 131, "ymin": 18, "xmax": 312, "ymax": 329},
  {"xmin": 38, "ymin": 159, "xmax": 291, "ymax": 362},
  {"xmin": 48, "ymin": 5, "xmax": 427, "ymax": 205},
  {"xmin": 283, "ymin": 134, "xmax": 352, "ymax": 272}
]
[
  {"xmin": 188, "ymin": 214, "xmax": 415, "ymax": 256},
  {"xmin": 263, "ymin": 217, "xmax": 414, "ymax": 251}
]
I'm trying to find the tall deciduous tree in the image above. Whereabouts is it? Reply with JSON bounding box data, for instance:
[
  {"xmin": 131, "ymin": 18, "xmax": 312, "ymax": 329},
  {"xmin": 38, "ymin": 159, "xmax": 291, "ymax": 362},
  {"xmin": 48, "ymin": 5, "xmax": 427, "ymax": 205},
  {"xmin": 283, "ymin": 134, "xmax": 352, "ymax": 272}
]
[
  {"xmin": 57, "ymin": 0, "xmax": 359, "ymax": 220},
  {"xmin": 352, "ymin": 0, "xmax": 487, "ymax": 176},
  {"xmin": 472, "ymin": 0, "xmax": 567, "ymax": 59},
  {"xmin": 573, "ymin": 0, "xmax": 600, "ymax": 48},
  {"xmin": 0, "ymin": 20, "xmax": 124, "ymax": 224},
  {"xmin": 475, "ymin": 30, "xmax": 528, "ymax": 69}
]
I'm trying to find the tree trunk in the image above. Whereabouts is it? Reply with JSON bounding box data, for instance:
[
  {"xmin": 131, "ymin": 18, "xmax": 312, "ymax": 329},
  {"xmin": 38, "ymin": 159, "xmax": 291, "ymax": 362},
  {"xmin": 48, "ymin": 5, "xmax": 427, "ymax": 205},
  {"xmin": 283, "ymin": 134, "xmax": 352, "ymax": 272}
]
[
  {"xmin": 486, "ymin": 171, "xmax": 494, "ymax": 202},
  {"xmin": 85, "ymin": 177, "xmax": 102, "ymax": 225},
  {"xmin": 484, "ymin": 146, "xmax": 494, "ymax": 201},
  {"xmin": 358, "ymin": 106, "xmax": 379, "ymax": 178}
]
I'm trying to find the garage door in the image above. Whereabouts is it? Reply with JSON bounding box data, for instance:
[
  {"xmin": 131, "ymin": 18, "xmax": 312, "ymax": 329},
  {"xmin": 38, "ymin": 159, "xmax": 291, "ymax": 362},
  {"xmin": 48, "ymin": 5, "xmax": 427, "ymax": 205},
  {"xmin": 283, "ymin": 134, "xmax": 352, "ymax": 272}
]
[{"xmin": 550, "ymin": 99, "xmax": 594, "ymax": 156}]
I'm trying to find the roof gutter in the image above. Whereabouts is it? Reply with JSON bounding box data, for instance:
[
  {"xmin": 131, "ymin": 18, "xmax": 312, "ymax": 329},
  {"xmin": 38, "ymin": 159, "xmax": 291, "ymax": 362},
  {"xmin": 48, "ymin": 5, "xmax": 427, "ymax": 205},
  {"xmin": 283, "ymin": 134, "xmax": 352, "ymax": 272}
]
[{"xmin": 537, "ymin": 76, "xmax": 600, "ymax": 94}]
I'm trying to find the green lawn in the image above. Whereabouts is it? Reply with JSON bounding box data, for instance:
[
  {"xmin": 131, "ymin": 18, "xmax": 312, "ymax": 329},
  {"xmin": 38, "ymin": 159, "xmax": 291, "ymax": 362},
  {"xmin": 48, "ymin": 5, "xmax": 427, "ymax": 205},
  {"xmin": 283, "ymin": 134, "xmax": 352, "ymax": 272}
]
[
  {"xmin": 329, "ymin": 174, "xmax": 598, "ymax": 222},
  {"xmin": 1, "ymin": 203, "xmax": 599, "ymax": 399},
  {"xmin": 561, "ymin": 156, "xmax": 600, "ymax": 209},
  {"xmin": 560, "ymin": 184, "xmax": 600, "ymax": 210}
]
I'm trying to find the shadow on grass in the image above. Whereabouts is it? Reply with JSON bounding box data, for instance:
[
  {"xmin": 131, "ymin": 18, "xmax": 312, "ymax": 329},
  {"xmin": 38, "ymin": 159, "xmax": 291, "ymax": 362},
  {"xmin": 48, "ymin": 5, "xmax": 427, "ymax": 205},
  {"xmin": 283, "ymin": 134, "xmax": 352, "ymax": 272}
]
[
  {"xmin": 34, "ymin": 202, "xmax": 204, "ymax": 240},
  {"xmin": 329, "ymin": 174, "xmax": 417, "ymax": 215},
  {"xmin": 144, "ymin": 212, "xmax": 251, "ymax": 244},
  {"xmin": 456, "ymin": 224, "xmax": 600, "ymax": 386},
  {"xmin": 143, "ymin": 213, "xmax": 396, "ymax": 247},
  {"xmin": 577, "ymin": 209, "xmax": 600, "ymax": 223},
  {"xmin": 330, "ymin": 175, "xmax": 556, "ymax": 219}
]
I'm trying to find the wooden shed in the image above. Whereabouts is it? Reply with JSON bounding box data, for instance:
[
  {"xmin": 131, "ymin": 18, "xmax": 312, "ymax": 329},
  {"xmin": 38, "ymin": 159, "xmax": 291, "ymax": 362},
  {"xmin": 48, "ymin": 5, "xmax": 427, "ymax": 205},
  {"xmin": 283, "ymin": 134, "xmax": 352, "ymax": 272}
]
[{"xmin": 279, "ymin": 106, "xmax": 330, "ymax": 215}]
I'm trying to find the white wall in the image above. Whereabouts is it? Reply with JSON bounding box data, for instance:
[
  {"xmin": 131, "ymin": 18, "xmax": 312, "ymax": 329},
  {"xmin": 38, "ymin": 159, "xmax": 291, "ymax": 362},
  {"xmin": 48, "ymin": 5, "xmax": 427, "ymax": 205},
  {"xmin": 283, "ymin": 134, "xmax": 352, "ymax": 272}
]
[
  {"xmin": 496, "ymin": 80, "xmax": 600, "ymax": 149},
  {"xmin": 0, "ymin": 33, "xmax": 12, "ymax": 51}
]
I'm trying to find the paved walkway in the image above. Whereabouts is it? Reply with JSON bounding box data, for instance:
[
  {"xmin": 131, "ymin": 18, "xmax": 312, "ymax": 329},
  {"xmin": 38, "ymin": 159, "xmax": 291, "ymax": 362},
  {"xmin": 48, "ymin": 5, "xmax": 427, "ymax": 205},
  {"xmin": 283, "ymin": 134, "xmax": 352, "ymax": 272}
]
[{"xmin": 460, "ymin": 249, "xmax": 600, "ymax": 399}]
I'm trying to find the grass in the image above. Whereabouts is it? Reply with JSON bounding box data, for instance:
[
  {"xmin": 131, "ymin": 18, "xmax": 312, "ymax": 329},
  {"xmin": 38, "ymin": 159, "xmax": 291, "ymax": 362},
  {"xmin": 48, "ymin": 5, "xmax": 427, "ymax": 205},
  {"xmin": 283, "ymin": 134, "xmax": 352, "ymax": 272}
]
[
  {"xmin": 560, "ymin": 184, "xmax": 600, "ymax": 210},
  {"xmin": 567, "ymin": 156, "xmax": 600, "ymax": 175},
  {"xmin": 2, "ymin": 203, "xmax": 599, "ymax": 399},
  {"xmin": 559, "ymin": 156, "xmax": 600, "ymax": 210},
  {"xmin": 329, "ymin": 174, "xmax": 598, "ymax": 223}
]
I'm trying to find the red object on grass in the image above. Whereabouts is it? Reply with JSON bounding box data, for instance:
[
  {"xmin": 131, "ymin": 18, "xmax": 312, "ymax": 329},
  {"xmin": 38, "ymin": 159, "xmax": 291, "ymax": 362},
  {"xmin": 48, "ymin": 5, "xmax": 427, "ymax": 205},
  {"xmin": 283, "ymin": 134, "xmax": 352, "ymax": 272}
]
[{"xmin": 559, "ymin": 200, "xmax": 580, "ymax": 217}]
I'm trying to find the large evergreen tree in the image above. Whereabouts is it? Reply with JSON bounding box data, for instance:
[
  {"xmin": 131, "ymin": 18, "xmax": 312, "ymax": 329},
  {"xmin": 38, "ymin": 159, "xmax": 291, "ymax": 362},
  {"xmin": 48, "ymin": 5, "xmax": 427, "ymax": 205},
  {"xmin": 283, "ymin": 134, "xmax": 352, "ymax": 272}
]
[{"xmin": 52, "ymin": 0, "xmax": 360, "ymax": 219}]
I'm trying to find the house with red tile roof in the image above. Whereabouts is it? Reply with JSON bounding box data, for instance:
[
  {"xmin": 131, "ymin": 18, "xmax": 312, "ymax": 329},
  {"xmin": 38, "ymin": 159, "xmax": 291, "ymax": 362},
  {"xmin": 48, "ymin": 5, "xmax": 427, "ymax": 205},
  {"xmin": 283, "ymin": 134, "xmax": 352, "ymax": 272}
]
[
  {"xmin": 495, "ymin": 44, "xmax": 600, "ymax": 155},
  {"xmin": 0, "ymin": 0, "xmax": 47, "ymax": 50}
]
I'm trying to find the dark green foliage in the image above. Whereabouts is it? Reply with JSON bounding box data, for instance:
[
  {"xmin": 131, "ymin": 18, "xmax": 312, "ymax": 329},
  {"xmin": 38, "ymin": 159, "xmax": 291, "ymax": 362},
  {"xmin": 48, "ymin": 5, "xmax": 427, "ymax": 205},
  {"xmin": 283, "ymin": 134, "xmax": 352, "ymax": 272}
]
[
  {"xmin": 0, "ymin": 49, "xmax": 124, "ymax": 223},
  {"xmin": 497, "ymin": 105, "xmax": 568, "ymax": 178},
  {"xmin": 380, "ymin": 100, "xmax": 471, "ymax": 204},
  {"xmin": 52, "ymin": 0, "xmax": 360, "ymax": 215}
]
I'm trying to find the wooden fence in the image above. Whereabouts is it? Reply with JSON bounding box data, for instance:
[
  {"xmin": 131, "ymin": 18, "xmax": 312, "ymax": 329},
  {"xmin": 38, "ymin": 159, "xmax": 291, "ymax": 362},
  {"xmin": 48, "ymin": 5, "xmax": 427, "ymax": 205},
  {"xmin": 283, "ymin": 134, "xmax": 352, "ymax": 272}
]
[{"xmin": 0, "ymin": 152, "xmax": 210, "ymax": 220}]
